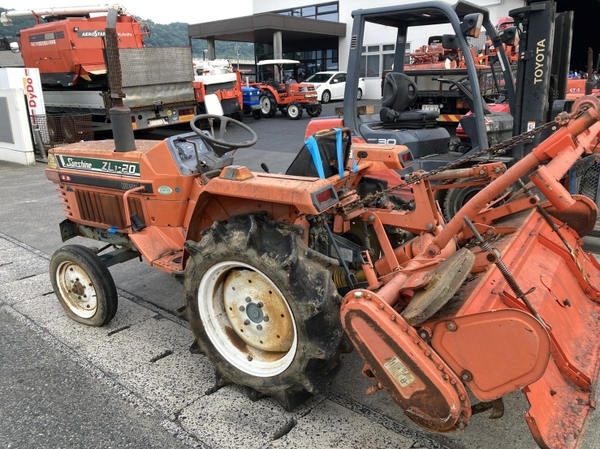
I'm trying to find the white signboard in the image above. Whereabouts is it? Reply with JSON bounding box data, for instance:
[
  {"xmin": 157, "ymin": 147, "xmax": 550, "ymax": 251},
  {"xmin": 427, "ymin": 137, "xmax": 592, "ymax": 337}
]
[{"xmin": 0, "ymin": 67, "xmax": 45, "ymax": 115}]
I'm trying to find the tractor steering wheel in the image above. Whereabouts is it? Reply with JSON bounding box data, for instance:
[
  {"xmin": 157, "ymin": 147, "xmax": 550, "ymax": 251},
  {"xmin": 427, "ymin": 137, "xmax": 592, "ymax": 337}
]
[{"xmin": 190, "ymin": 114, "xmax": 258, "ymax": 156}]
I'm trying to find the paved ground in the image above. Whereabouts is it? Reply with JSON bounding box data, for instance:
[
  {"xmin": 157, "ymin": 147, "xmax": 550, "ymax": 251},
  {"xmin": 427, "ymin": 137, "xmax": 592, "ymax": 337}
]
[{"xmin": 2, "ymin": 103, "xmax": 600, "ymax": 448}]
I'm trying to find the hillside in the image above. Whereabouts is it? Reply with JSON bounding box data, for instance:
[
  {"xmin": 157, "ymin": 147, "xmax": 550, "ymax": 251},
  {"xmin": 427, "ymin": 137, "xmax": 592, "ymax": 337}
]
[{"xmin": 0, "ymin": 7, "xmax": 254, "ymax": 60}]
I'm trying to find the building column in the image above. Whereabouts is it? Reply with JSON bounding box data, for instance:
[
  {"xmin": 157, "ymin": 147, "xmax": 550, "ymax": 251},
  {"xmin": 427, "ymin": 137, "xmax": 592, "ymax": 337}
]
[
  {"xmin": 207, "ymin": 37, "xmax": 216, "ymax": 60},
  {"xmin": 273, "ymin": 31, "xmax": 283, "ymax": 82}
]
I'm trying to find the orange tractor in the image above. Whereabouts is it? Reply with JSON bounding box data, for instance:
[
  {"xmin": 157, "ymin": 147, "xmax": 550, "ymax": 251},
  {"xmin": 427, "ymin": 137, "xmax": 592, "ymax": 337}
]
[
  {"xmin": 46, "ymin": 88, "xmax": 600, "ymax": 448},
  {"xmin": 43, "ymin": 3, "xmax": 600, "ymax": 449},
  {"xmin": 252, "ymin": 59, "xmax": 322, "ymax": 120}
]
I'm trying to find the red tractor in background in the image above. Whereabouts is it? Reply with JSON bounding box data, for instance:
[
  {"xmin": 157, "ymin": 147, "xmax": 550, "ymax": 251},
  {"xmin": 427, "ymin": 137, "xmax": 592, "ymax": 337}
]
[{"xmin": 252, "ymin": 59, "xmax": 322, "ymax": 120}]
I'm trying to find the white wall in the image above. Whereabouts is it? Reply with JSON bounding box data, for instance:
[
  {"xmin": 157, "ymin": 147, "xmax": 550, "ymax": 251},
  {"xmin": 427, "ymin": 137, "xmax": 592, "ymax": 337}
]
[{"xmin": 0, "ymin": 88, "xmax": 36, "ymax": 166}]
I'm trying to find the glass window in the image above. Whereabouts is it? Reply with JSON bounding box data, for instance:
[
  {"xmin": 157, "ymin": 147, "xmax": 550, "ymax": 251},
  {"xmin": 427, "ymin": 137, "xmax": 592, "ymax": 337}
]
[
  {"xmin": 317, "ymin": 3, "xmax": 337, "ymax": 13},
  {"xmin": 367, "ymin": 45, "xmax": 380, "ymax": 52},
  {"xmin": 302, "ymin": 6, "xmax": 316, "ymax": 16},
  {"xmin": 317, "ymin": 12, "xmax": 338, "ymax": 21},
  {"xmin": 306, "ymin": 73, "xmax": 333, "ymax": 83},
  {"xmin": 383, "ymin": 53, "xmax": 395, "ymax": 71},
  {"xmin": 277, "ymin": 3, "xmax": 338, "ymax": 21},
  {"xmin": 383, "ymin": 44, "xmax": 395, "ymax": 51},
  {"xmin": 366, "ymin": 54, "xmax": 380, "ymax": 77}
]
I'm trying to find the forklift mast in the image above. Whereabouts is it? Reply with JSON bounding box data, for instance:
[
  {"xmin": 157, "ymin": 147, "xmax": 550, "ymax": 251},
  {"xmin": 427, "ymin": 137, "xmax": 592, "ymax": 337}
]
[{"xmin": 510, "ymin": 0, "xmax": 573, "ymax": 159}]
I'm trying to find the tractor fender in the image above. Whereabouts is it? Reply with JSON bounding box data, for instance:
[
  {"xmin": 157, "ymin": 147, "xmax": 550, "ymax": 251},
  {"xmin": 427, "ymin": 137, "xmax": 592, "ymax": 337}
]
[{"xmin": 183, "ymin": 170, "xmax": 339, "ymax": 249}]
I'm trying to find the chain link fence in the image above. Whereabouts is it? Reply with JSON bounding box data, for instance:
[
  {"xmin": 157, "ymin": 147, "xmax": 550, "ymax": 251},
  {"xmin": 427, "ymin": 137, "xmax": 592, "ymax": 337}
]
[
  {"xmin": 571, "ymin": 155, "xmax": 600, "ymax": 219},
  {"xmin": 31, "ymin": 114, "xmax": 94, "ymax": 147}
]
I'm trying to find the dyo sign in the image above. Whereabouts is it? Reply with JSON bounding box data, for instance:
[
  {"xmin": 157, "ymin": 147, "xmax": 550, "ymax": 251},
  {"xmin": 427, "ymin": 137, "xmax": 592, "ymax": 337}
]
[{"xmin": 22, "ymin": 68, "xmax": 46, "ymax": 116}]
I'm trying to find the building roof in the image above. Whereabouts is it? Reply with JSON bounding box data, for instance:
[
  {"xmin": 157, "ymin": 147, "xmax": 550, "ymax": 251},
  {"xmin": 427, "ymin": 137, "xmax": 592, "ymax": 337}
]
[{"xmin": 188, "ymin": 12, "xmax": 345, "ymax": 50}]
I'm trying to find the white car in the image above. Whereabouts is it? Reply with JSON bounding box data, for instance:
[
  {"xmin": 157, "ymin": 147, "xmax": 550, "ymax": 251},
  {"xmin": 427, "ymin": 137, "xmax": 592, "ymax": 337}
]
[{"xmin": 304, "ymin": 71, "xmax": 366, "ymax": 104}]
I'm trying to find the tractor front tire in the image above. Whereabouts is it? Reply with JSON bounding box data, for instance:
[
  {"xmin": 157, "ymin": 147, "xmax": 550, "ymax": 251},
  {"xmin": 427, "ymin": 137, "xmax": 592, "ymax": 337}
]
[
  {"xmin": 184, "ymin": 214, "xmax": 345, "ymax": 410},
  {"xmin": 307, "ymin": 104, "xmax": 322, "ymax": 117},
  {"xmin": 286, "ymin": 102, "xmax": 303, "ymax": 120},
  {"xmin": 252, "ymin": 109, "xmax": 261, "ymax": 120},
  {"xmin": 49, "ymin": 245, "xmax": 118, "ymax": 327}
]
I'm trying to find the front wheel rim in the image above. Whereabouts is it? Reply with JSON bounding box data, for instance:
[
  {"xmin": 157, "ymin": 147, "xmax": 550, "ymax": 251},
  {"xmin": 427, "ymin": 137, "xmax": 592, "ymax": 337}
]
[
  {"xmin": 55, "ymin": 261, "xmax": 98, "ymax": 318},
  {"xmin": 198, "ymin": 261, "xmax": 298, "ymax": 377}
]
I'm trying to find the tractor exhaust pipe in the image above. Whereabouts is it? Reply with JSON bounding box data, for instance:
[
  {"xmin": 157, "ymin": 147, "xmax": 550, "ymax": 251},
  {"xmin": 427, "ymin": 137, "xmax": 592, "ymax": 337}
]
[{"xmin": 105, "ymin": 7, "xmax": 136, "ymax": 152}]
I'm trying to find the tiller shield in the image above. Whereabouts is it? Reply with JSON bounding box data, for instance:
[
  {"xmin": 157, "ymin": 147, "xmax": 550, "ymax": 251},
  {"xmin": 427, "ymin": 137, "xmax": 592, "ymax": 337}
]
[{"xmin": 341, "ymin": 96, "xmax": 600, "ymax": 448}]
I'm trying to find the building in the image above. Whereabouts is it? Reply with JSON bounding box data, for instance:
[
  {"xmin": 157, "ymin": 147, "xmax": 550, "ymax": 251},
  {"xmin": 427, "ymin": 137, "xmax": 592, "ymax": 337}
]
[{"xmin": 187, "ymin": 0, "xmax": 526, "ymax": 99}]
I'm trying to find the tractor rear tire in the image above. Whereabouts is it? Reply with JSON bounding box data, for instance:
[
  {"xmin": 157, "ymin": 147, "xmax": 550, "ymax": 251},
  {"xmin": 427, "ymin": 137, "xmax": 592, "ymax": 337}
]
[
  {"xmin": 442, "ymin": 177, "xmax": 484, "ymax": 222},
  {"xmin": 306, "ymin": 104, "xmax": 322, "ymax": 117},
  {"xmin": 49, "ymin": 245, "xmax": 118, "ymax": 327},
  {"xmin": 183, "ymin": 214, "xmax": 345, "ymax": 410},
  {"xmin": 286, "ymin": 102, "xmax": 303, "ymax": 120},
  {"xmin": 260, "ymin": 93, "xmax": 277, "ymax": 118}
]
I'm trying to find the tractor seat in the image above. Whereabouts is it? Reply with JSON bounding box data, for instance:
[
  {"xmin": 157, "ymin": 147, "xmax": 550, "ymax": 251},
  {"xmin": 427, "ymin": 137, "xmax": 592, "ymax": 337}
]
[
  {"xmin": 380, "ymin": 72, "xmax": 439, "ymax": 129},
  {"xmin": 286, "ymin": 128, "xmax": 354, "ymax": 179},
  {"xmin": 268, "ymin": 80, "xmax": 287, "ymax": 94}
]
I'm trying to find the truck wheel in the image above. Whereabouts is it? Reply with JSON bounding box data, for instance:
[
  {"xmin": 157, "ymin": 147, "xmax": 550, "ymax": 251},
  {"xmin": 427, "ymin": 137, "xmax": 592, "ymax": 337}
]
[
  {"xmin": 60, "ymin": 116, "xmax": 77, "ymax": 143},
  {"xmin": 259, "ymin": 93, "xmax": 277, "ymax": 118},
  {"xmin": 321, "ymin": 90, "xmax": 331, "ymax": 104},
  {"xmin": 184, "ymin": 214, "xmax": 344, "ymax": 410},
  {"xmin": 357, "ymin": 88, "xmax": 363, "ymax": 100},
  {"xmin": 46, "ymin": 116, "xmax": 60, "ymax": 144},
  {"xmin": 442, "ymin": 178, "xmax": 483, "ymax": 222},
  {"xmin": 49, "ymin": 245, "xmax": 118, "ymax": 327},
  {"xmin": 286, "ymin": 102, "xmax": 303, "ymax": 120}
]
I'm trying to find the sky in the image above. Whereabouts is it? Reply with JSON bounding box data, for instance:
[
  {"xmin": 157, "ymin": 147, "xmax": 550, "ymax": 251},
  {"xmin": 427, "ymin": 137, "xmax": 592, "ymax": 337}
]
[{"xmin": 0, "ymin": 0, "xmax": 248, "ymax": 24}]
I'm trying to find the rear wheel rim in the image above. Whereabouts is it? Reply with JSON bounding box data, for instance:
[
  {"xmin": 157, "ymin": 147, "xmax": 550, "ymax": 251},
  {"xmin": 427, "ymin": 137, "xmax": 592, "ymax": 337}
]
[
  {"xmin": 260, "ymin": 96, "xmax": 271, "ymax": 114},
  {"xmin": 198, "ymin": 261, "xmax": 298, "ymax": 377}
]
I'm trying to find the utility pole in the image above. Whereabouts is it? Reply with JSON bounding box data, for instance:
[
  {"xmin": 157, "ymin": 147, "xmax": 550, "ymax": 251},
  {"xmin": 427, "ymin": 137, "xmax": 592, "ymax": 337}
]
[{"xmin": 234, "ymin": 44, "xmax": 240, "ymax": 71}]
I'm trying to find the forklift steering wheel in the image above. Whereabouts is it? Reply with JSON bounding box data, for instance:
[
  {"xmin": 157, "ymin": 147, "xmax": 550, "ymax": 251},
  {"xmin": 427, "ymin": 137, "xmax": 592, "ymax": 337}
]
[
  {"xmin": 448, "ymin": 76, "xmax": 470, "ymax": 92},
  {"xmin": 190, "ymin": 114, "xmax": 258, "ymax": 155}
]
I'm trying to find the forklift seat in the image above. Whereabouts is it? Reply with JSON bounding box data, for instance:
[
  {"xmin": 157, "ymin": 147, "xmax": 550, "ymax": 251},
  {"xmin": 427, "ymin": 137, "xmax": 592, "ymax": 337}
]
[
  {"xmin": 380, "ymin": 72, "xmax": 439, "ymax": 129},
  {"xmin": 285, "ymin": 128, "xmax": 355, "ymax": 179}
]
